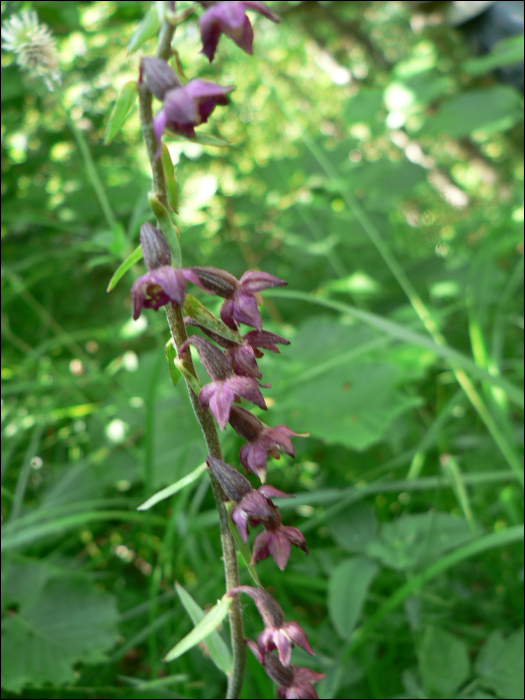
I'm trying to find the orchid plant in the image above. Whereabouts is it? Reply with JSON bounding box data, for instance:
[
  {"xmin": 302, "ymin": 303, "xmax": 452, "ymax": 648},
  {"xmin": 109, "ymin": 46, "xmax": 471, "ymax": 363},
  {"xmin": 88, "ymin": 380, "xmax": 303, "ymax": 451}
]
[{"xmin": 116, "ymin": 2, "xmax": 323, "ymax": 698}]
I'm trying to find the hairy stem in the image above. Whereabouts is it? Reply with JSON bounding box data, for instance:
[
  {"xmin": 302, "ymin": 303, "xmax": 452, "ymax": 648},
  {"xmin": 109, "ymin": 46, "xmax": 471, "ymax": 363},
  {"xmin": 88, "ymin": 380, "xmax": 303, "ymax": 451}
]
[{"xmin": 138, "ymin": 16, "xmax": 245, "ymax": 699}]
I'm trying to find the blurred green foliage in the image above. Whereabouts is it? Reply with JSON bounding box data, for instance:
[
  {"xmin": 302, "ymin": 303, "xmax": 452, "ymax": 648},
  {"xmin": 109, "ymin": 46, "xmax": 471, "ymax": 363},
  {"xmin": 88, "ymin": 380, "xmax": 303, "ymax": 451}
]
[{"xmin": 1, "ymin": 1, "xmax": 523, "ymax": 698}]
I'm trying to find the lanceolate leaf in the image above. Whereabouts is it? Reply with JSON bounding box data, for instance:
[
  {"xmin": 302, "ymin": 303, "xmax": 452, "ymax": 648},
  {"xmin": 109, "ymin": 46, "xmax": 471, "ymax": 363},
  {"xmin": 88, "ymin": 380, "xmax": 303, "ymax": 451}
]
[
  {"xmin": 183, "ymin": 295, "xmax": 244, "ymax": 345},
  {"xmin": 105, "ymin": 81, "xmax": 137, "ymax": 145},
  {"xmin": 163, "ymin": 594, "xmax": 232, "ymax": 663},
  {"xmin": 174, "ymin": 583, "xmax": 232, "ymax": 675},
  {"xmin": 137, "ymin": 462, "xmax": 206, "ymax": 511},
  {"xmin": 161, "ymin": 143, "xmax": 179, "ymax": 213},
  {"xmin": 127, "ymin": 6, "xmax": 160, "ymax": 55},
  {"xmin": 164, "ymin": 338, "xmax": 181, "ymax": 387},
  {"xmin": 106, "ymin": 245, "xmax": 142, "ymax": 292}
]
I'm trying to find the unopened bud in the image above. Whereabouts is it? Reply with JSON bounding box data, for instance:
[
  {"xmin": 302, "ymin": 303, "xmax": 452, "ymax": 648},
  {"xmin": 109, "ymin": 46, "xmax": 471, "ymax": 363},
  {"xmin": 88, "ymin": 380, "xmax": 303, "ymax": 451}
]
[
  {"xmin": 140, "ymin": 222, "xmax": 171, "ymax": 270},
  {"xmin": 189, "ymin": 266, "xmax": 238, "ymax": 297},
  {"xmin": 178, "ymin": 335, "xmax": 232, "ymax": 380},
  {"xmin": 206, "ymin": 456, "xmax": 252, "ymax": 502},
  {"xmin": 140, "ymin": 57, "xmax": 181, "ymax": 101}
]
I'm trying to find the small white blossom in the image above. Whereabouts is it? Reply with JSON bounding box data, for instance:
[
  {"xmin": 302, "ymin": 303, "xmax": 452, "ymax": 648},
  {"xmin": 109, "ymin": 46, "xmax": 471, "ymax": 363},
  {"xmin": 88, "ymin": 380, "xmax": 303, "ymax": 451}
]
[{"xmin": 1, "ymin": 9, "xmax": 61, "ymax": 89}]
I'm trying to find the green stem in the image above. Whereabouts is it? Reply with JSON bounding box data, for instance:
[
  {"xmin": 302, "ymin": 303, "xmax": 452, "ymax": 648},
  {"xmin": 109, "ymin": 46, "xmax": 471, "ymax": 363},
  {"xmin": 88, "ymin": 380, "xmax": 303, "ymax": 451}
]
[{"xmin": 138, "ymin": 18, "xmax": 245, "ymax": 699}]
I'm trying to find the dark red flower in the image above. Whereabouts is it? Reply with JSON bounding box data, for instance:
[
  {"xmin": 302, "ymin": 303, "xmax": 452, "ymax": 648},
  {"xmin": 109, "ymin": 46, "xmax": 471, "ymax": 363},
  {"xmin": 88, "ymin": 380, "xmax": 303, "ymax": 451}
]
[
  {"xmin": 200, "ymin": 1, "xmax": 280, "ymax": 63},
  {"xmin": 229, "ymin": 406, "xmax": 307, "ymax": 481},
  {"xmin": 229, "ymin": 586, "xmax": 314, "ymax": 666},
  {"xmin": 247, "ymin": 642, "xmax": 325, "ymax": 699},
  {"xmin": 152, "ymin": 80, "xmax": 234, "ymax": 148},
  {"xmin": 189, "ymin": 267, "xmax": 287, "ymax": 330}
]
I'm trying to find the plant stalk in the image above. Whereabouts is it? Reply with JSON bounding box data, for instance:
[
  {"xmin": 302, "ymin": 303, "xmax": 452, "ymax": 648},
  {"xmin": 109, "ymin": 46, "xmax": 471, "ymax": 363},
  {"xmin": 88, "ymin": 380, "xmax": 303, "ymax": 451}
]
[{"xmin": 138, "ymin": 16, "xmax": 245, "ymax": 699}]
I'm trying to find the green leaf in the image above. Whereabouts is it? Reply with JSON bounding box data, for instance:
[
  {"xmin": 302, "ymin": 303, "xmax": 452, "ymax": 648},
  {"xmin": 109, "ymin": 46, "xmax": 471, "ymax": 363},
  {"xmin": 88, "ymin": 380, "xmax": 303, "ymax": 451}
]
[
  {"xmin": 328, "ymin": 557, "xmax": 378, "ymax": 639},
  {"xmin": 419, "ymin": 626, "xmax": 470, "ymax": 697},
  {"xmin": 161, "ymin": 143, "xmax": 179, "ymax": 213},
  {"xmin": 463, "ymin": 34, "xmax": 524, "ymax": 76},
  {"xmin": 127, "ymin": 6, "xmax": 160, "ymax": 55},
  {"xmin": 164, "ymin": 338, "xmax": 181, "ymax": 387},
  {"xmin": 106, "ymin": 245, "xmax": 142, "ymax": 292},
  {"xmin": 366, "ymin": 511, "xmax": 474, "ymax": 571},
  {"xmin": 163, "ymin": 594, "xmax": 232, "ymax": 663},
  {"xmin": 137, "ymin": 462, "xmax": 206, "ymax": 511},
  {"xmin": 421, "ymin": 86, "xmax": 523, "ymax": 138},
  {"xmin": 328, "ymin": 503, "xmax": 377, "ymax": 552},
  {"xmin": 175, "ymin": 358, "xmax": 202, "ymax": 398},
  {"xmin": 105, "ymin": 81, "xmax": 137, "ymax": 144},
  {"xmin": 174, "ymin": 583, "xmax": 232, "ymax": 675},
  {"xmin": 267, "ymin": 290, "xmax": 524, "ymax": 410},
  {"xmin": 0, "ymin": 570, "xmax": 119, "ymax": 692},
  {"xmin": 148, "ymin": 192, "xmax": 182, "ymax": 267},
  {"xmin": 474, "ymin": 628, "xmax": 524, "ymax": 699},
  {"xmin": 183, "ymin": 295, "xmax": 244, "ymax": 345},
  {"xmin": 267, "ymin": 318, "xmax": 421, "ymax": 450}
]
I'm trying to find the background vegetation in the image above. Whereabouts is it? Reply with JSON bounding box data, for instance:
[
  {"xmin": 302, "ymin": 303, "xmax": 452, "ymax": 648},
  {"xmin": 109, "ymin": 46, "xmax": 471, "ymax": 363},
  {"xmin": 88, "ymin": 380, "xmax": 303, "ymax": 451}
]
[{"xmin": 1, "ymin": 1, "xmax": 523, "ymax": 698}]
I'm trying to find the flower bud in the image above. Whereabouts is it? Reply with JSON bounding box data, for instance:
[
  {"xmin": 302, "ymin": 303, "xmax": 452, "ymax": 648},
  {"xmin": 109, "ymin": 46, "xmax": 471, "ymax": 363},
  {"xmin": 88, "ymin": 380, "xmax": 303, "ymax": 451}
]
[
  {"xmin": 140, "ymin": 222, "xmax": 171, "ymax": 271},
  {"xmin": 206, "ymin": 456, "xmax": 252, "ymax": 502},
  {"xmin": 178, "ymin": 335, "xmax": 232, "ymax": 380},
  {"xmin": 189, "ymin": 266, "xmax": 239, "ymax": 297},
  {"xmin": 140, "ymin": 57, "xmax": 181, "ymax": 101}
]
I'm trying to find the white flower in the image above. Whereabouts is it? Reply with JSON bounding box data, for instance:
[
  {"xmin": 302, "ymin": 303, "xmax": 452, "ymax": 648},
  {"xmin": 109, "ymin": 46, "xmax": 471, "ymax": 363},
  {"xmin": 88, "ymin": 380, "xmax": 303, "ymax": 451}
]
[{"xmin": 1, "ymin": 9, "xmax": 61, "ymax": 88}]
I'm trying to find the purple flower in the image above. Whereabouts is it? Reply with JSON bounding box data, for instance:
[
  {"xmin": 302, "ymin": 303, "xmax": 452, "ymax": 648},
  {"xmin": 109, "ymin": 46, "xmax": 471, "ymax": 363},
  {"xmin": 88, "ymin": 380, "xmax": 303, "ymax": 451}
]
[
  {"xmin": 131, "ymin": 223, "xmax": 202, "ymax": 319},
  {"xmin": 152, "ymin": 80, "xmax": 234, "ymax": 148},
  {"xmin": 206, "ymin": 457, "xmax": 293, "ymax": 542},
  {"xmin": 190, "ymin": 267, "xmax": 287, "ymax": 330},
  {"xmin": 229, "ymin": 586, "xmax": 314, "ymax": 666},
  {"xmin": 229, "ymin": 406, "xmax": 307, "ymax": 481},
  {"xmin": 200, "ymin": 1, "xmax": 280, "ymax": 63},
  {"xmin": 247, "ymin": 642, "xmax": 325, "ymax": 699},
  {"xmin": 184, "ymin": 319, "xmax": 290, "ymax": 380},
  {"xmin": 232, "ymin": 484, "xmax": 293, "ymax": 542},
  {"xmin": 180, "ymin": 335, "xmax": 267, "ymax": 429},
  {"xmin": 251, "ymin": 501, "xmax": 308, "ymax": 571}
]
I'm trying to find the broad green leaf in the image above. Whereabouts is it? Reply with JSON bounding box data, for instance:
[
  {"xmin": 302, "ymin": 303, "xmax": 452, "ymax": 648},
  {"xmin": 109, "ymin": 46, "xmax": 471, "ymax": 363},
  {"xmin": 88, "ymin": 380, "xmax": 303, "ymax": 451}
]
[
  {"xmin": 106, "ymin": 245, "xmax": 142, "ymax": 292},
  {"xmin": 137, "ymin": 462, "xmax": 206, "ymax": 511},
  {"xmin": 164, "ymin": 338, "xmax": 181, "ymax": 387},
  {"xmin": 163, "ymin": 594, "xmax": 232, "ymax": 663},
  {"xmin": 474, "ymin": 628, "xmax": 524, "ymax": 699},
  {"xmin": 175, "ymin": 583, "xmax": 232, "ymax": 675},
  {"xmin": 418, "ymin": 626, "xmax": 470, "ymax": 697},
  {"xmin": 328, "ymin": 503, "xmax": 377, "ymax": 552},
  {"xmin": 328, "ymin": 557, "xmax": 378, "ymax": 639},
  {"xmin": 161, "ymin": 143, "xmax": 179, "ymax": 213},
  {"xmin": 127, "ymin": 6, "xmax": 160, "ymax": 55},
  {"xmin": 0, "ymin": 570, "xmax": 119, "ymax": 692},
  {"xmin": 267, "ymin": 318, "xmax": 421, "ymax": 449},
  {"xmin": 366, "ymin": 511, "xmax": 474, "ymax": 571},
  {"xmin": 105, "ymin": 81, "xmax": 137, "ymax": 144},
  {"xmin": 421, "ymin": 86, "xmax": 523, "ymax": 138},
  {"xmin": 267, "ymin": 290, "xmax": 524, "ymax": 409},
  {"xmin": 148, "ymin": 192, "xmax": 182, "ymax": 267},
  {"xmin": 463, "ymin": 34, "xmax": 524, "ymax": 76},
  {"xmin": 183, "ymin": 295, "xmax": 244, "ymax": 345},
  {"xmin": 226, "ymin": 501, "xmax": 261, "ymax": 586}
]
